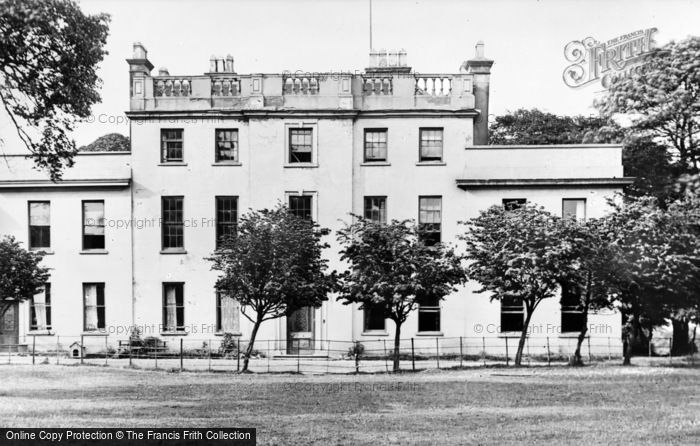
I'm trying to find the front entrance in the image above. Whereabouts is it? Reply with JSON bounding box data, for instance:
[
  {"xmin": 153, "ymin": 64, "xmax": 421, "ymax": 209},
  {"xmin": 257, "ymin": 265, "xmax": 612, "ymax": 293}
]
[
  {"xmin": 0, "ymin": 302, "xmax": 19, "ymax": 348},
  {"xmin": 287, "ymin": 306, "xmax": 315, "ymax": 354}
]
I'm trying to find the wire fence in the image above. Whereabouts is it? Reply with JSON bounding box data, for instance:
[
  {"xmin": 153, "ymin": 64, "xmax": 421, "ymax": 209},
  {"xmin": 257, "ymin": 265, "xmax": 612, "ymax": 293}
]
[{"xmin": 1, "ymin": 335, "xmax": 697, "ymax": 373}]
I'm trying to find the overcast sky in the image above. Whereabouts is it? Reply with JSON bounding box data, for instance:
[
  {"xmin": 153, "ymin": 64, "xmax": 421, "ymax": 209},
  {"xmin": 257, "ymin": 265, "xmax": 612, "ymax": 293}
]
[{"xmin": 27, "ymin": 0, "xmax": 700, "ymax": 145}]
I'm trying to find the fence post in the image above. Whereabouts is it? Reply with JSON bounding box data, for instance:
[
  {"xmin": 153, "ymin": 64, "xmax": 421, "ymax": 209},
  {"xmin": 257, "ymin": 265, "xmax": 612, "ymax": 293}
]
[
  {"xmin": 154, "ymin": 342, "xmax": 158, "ymax": 370},
  {"xmin": 296, "ymin": 340, "xmax": 300, "ymax": 374},
  {"xmin": 129, "ymin": 337, "xmax": 133, "ymax": 368},
  {"xmin": 326, "ymin": 340, "xmax": 330, "ymax": 374},
  {"xmin": 80, "ymin": 334, "xmax": 84, "ymax": 365},
  {"xmin": 436, "ymin": 337, "xmax": 440, "ymax": 369},
  {"xmin": 587, "ymin": 336, "xmax": 592, "ymax": 364},
  {"xmin": 104, "ymin": 336, "xmax": 108, "ymax": 366},
  {"xmin": 179, "ymin": 338, "xmax": 183, "ymax": 372},
  {"xmin": 7, "ymin": 343, "xmax": 11, "ymax": 364},
  {"xmin": 459, "ymin": 336, "xmax": 463, "ymax": 368},
  {"xmin": 355, "ymin": 348, "xmax": 359, "ymax": 374},
  {"xmin": 32, "ymin": 336, "xmax": 36, "ymax": 365},
  {"xmin": 482, "ymin": 336, "xmax": 486, "ymax": 367},
  {"xmin": 383, "ymin": 339, "xmax": 388, "ymax": 373},
  {"xmin": 208, "ymin": 339, "xmax": 212, "ymax": 372},
  {"xmin": 607, "ymin": 336, "xmax": 611, "ymax": 361},
  {"xmin": 236, "ymin": 338, "xmax": 240, "ymax": 372},
  {"xmin": 267, "ymin": 339, "xmax": 271, "ymax": 373},
  {"xmin": 56, "ymin": 335, "xmax": 60, "ymax": 365},
  {"xmin": 505, "ymin": 336, "xmax": 509, "ymax": 367},
  {"xmin": 546, "ymin": 336, "xmax": 551, "ymax": 367},
  {"xmin": 669, "ymin": 336, "xmax": 673, "ymax": 366},
  {"xmin": 411, "ymin": 338, "xmax": 415, "ymax": 372}
]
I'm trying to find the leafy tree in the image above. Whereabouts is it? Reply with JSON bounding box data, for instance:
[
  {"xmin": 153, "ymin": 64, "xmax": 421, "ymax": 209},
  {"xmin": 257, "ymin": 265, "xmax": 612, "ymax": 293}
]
[
  {"xmin": 207, "ymin": 205, "xmax": 336, "ymax": 372},
  {"xmin": 489, "ymin": 108, "xmax": 624, "ymax": 145},
  {"xmin": 460, "ymin": 203, "xmax": 567, "ymax": 366},
  {"xmin": 622, "ymin": 136, "xmax": 679, "ymax": 206},
  {"xmin": 79, "ymin": 133, "xmax": 130, "ymax": 152},
  {"xmin": 0, "ymin": 236, "xmax": 51, "ymax": 325},
  {"xmin": 595, "ymin": 37, "xmax": 700, "ymax": 172},
  {"xmin": 603, "ymin": 196, "xmax": 700, "ymax": 364},
  {"xmin": 557, "ymin": 218, "xmax": 615, "ymax": 365},
  {"xmin": 662, "ymin": 176, "xmax": 700, "ymax": 355},
  {"xmin": 337, "ymin": 217, "xmax": 466, "ymax": 372},
  {"xmin": 0, "ymin": 0, "xmax": 110, "ymax": 180}
]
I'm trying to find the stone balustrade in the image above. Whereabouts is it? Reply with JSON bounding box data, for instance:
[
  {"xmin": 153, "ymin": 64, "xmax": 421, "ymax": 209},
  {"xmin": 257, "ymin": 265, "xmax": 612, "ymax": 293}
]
[
  {"xmin": 133, "ymin": 72, "xmax": 473, "ymax": 111},
  {"xmin": 283, "ymin": 76, "xmax": 320, "ymax": 95},
  {"xmin": 153, "ymin": 77, "xmax": 192, "ymax": 97},
  {"xmin": 211, "ymin": 76, "xmax": 242, "ymax": 96},
  {"xmin": 362, "ymin": 76, "xmax": 393, "ymax": 95},
  {"xmin": 415, "ymin": 75, "xmax": 453, "ymax": 96}
]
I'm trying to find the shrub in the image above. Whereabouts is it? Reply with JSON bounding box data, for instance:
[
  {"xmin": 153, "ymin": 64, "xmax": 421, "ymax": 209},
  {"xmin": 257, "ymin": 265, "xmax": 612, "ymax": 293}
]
[
  {"xmin": 219, "ymin": 333, "xmax": 240, "ymax": 357},
  {"xmin": 348, "ymin": 341, "xmax": 365, "ymax": 358}
]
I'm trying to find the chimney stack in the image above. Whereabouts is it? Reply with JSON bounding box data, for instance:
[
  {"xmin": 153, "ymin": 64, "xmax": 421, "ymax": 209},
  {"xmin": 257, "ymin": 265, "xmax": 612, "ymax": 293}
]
[
  {"xmin": 465, "ymin": 41, "xmax": 494, "ymax": 145},
  {"xmin": 126, "ymin": 41, "xmax": 154, "ymax": 102}
]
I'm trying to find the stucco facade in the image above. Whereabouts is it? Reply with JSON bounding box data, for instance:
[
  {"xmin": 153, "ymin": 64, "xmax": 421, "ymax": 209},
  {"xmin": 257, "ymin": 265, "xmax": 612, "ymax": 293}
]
[{"xmin": 0, "ymin": 42, "xmax": 633, "ymax": 356}]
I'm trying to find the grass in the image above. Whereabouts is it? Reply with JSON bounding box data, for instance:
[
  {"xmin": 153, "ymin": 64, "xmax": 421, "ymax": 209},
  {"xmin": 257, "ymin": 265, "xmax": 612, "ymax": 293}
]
[{"xmin": 2, "ymin": 364, "xmax": 700, "ymax": 445}]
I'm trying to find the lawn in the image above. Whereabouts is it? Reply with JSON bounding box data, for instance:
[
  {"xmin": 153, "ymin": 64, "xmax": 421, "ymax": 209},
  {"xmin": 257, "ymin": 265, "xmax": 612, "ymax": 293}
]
[{"xmin": 2, "ymin": 364, "xmax": 700, "ymax": 445}]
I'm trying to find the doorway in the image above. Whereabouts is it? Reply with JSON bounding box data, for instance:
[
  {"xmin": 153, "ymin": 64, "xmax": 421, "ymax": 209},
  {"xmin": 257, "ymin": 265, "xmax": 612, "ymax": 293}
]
[{"xmin": 287, "ymin": 306, "xmax": 315, "ymax": 354}]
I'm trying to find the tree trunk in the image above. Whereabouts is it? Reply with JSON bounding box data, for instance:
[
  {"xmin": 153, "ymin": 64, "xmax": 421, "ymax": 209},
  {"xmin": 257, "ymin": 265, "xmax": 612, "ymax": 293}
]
[
  {"xmin": 241, "ymin": 315, "xmax": 263, "ymax": 372},
  {"xmin": 622, "ymin": 334, "xmax": 632, "ymax": 365},
  {"xmin": 572, "ymin": 312, "xmax": 589, "ymax": 366},
  {"xmin": 392, "ymin": 320, "xmax": 402, "ymax": 372},
  {"xmin": 571, "ymin": 272, "xmax": 592, "ymax": 366},
  {"xmin": 622, "ymin": 318, "xmax": 635, "ymax": 366},
  {"xmin": 671, "ymin": 317, "xmax": 691, "ymax": 356},
  {"xmin": 514, "ymin": 309, "xmax": 534, "ymax": 367}
]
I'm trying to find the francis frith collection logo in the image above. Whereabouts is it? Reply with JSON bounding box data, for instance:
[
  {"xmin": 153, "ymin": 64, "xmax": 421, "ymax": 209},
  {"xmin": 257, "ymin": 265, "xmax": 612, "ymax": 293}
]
[{"xmin": 563, "ymin": 28, "xmax": 657, "ymax": 89}]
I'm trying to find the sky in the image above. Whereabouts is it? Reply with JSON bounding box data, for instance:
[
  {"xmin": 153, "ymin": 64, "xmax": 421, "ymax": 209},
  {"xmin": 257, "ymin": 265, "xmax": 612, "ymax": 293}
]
[{"xmin": 35, "ymin": 0, "xmax": 700, "ymax": 145}]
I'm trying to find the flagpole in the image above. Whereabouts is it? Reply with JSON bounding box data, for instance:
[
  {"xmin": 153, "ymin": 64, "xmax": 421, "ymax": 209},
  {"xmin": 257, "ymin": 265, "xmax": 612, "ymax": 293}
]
[{"xmin": 369, "ymin": 0, "xmax": 373, "ymax": 50}]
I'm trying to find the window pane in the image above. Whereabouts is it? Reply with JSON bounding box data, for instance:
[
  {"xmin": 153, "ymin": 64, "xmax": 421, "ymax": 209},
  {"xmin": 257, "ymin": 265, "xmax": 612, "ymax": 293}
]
[
  {"xmin": 84, "ymin": 283, "xmax": 105, "ymax": 331},
  {"xmin": 30, "ymin": 283, "xmax": 51, "ymax": 331},
  {"xmin": 29, "ymin": 202, "xmax": 50, "ymax": 249},
  {"xmin": 500, "ymin": 297, "xmax": 524, "ymax": 332},
  {"xmin": 289, "ymin": 195, "xmax": 313, "ymax": 221},
  {"xmin": 163, "ymin": 283, "xmax": 185, "ymax": 331},
  {"xmin": 561, "ymin": 282, "xmax": 584, "ymax": 332},
  {"xmin": 216, "ymin": 196, "xmax": 238, "ymax": 248},
  {"xmin": 364, "ymin": 129, "xmax": 387, "ymax": 161},
  {"xmin": 216, "ymin": 129, "xmax": 239, "ymax": 162},
  {"xmin": 29, "ymin": 202, "xmax": 50, "ymax": 225},
  {"xmin": 363, "ymin": 304, "xmax": 386, "ymax": 331},
  {"xmin": 161, "ymin": 129, "xmax": 183, "ymax": 162},
  {"xmin": 503, "ymin": 198, "xmax": 527, "ymax": 210},
  {"xmin": 83, "ymin": 201, "xmax": 105, "ymax": 250},
  {"xmin": 418, "ymin": 295, "xmax": 440, "ymax": 332},
  {"xmin": 419, "ymin": 128, "xmax": 443, "ymax": 161},
  {"xmin": 162, "ymin": 197, "xmax": 184, "ymax": 249},
  {"xmin": 419, "ymin": 197, "xmax": 441, "ymax": 245},
  {"xmin": 563, "ymin": 199, "xmax": 586, "ymax": 220},
  {"xmin": 364, "ymin": 196, "xmax": 387, "ymax": 223},
  {"xmin": 289, "ymin": 128, "xmax": 313, "ymax": 163}
]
